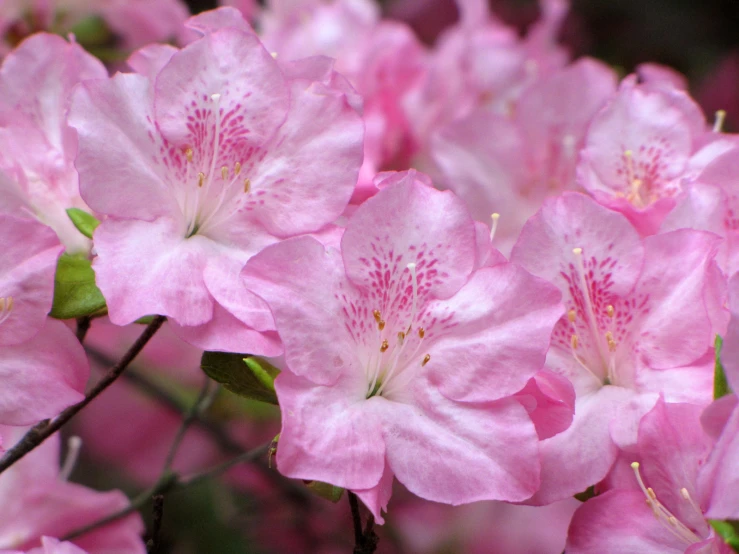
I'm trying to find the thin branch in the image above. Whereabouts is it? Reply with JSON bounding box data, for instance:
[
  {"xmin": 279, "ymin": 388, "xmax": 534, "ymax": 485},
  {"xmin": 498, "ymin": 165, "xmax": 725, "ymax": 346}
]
[
  {"xmin": 84, "ymin": 346, "xmax": 312, "ymax": 506},
  {"xmin": 0, "ymin": 316, "xmax": 166, "ymax": 475},
  {"xmin": 348, "ymin": 492, "xmax": 379, "ymax": 554},
  {"xmin": 161, "ymin": 377, "xmax": 214, "ymax": 474},
  {"xmin": 62, "ymin": 442, "xmax": 270, "ymax": 541},
  {"xmin": 348, "ymin": 492, "xmax": 364, "ymax": 546},
  {"xmin": 146, "ymin": 495, "xmax": 165, "ymax": 553}
]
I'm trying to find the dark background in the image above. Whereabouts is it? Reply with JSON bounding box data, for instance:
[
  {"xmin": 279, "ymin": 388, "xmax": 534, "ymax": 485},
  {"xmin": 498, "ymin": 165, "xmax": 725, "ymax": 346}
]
[{"xmin": 184, "ymin": 0, "xmax": 739, "ymax": 88}]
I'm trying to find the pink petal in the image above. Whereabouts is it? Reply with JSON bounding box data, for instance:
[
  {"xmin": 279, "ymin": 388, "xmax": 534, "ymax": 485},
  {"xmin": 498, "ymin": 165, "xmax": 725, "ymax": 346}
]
[
  {"xmin": 242, "ymin": 236, "xmax": 363, "ymax": 385},
  {"xmin": 92, "ymin": 217, "xmax": 215, "ymax": 326},
  {"xmin": 0, "ymin": 215, "xmax": 61, "ymax": 346},
  {"xmin": 0, "ymin": 33, "xmax": 106, "ymax": 153},
  {"xmin": 154, "ymin": 29, "xmax": 289, "ymax": 162},
  {"xmin": 126, "ymin": 44, "xmax": 178, "ymax": 79},
  {"xmin": 341, "ymin": 171, "xmax": 477, "ymax": 302},
  {"xmin": 636, "ymin": 400, "xmax": 713, "ymax": 532},
  {"xmin": 566, "ymin": 491, "xmax": 690, "ymax": 554},
  {"xmin": 721, "ymin": 272, "xmax": 739, "ymax": 391},
  {"xmin": 383, "ymin": 382, "xmax": 540, "ymax": 503},
  {"xmin": 352, "ymin": 459, "xmax": 394, "ymax": 524},
  {"xmin": 0, "ymin": 319, "xmax": 88, "ymax": 426},
  {"xmin": 234, "ymin": 77, "xmax": 362, "ymax": 237},
  {"xmin": 425, "ymin": 262, "xmax": 562, "ymax": 403},
  {"xmin": 274, "ymin": 371, "xmax": 386, "ymax": 490},
  {"xmin": 69, "ymin": 73, "xmax": 180, "ymax": 221},
  {"xmin": 627, "ymin": 230, "xmax": 720, "ymax": 370},
  {"xmin": 528, "ymin": 386, "xmax": 636, "ymax": 505},
  {"xmin": 514, "ymin": 369, "xmax": 576, "ymax": 440},
  {"xmin": 701, "ymin": 406, "xmax": 739, "ymax": 520}
]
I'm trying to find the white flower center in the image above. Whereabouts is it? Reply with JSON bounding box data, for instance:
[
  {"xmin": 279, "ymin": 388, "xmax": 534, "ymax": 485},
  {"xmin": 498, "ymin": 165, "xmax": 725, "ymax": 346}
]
[
  {"xmin": 365, "ymin": 263, "xmax": 430, "ymax": 399},
  {"xmin": 180, "ymin": 93, "xmax": 252, "ymax": 238}
]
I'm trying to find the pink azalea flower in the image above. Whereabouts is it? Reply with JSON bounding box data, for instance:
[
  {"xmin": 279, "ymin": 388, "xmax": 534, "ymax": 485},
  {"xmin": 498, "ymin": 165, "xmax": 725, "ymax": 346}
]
[
  {"xmin": 241, "ymin": 171, "xmax": 563, "ymax": 521},
  {"xmin": 405, "ymin": 0, "xmax": 568, "ymax": 146},
  {"xmin": 567, "ymin": 400, "xmax": 734, "ymax": 554},
  {"xmin": 431, "ymin": 58, "xmax": 617, "ymax": 254},
  {"xmin": 12, "ymin": 537, "xmax": 88, "ymax": 554},
  {"xmin": 69, "ymin": 18, "xmax": 363, "ymax": 352},
  {"xmin": 577, "ymin": 74, "xmax": 722, "ymax": 235},
  {"xmin": 0, "ymin": 214, "xmax": 87, "ymax": 425},
  {"xmin": 0, "ymin": 0, "xmax": 190, "ymax": 54},
  {"xmin": 663, "ymin": 142, "xmax": 739, "ymax": 276},
  {"xmin": 511, "ymin": 192, "xmax": 721, "ymax": 504},
  {"xmin": 0, "ymin": 33, "xmax": 107, "ymax": 253},
  {"xmin": 257, "ymin": 0, "xmax": 426, "ymax": 189},
  {"xmin": 697, "ymin": 271, "xmax": 739, "ymax": 521},
  {"xmin": 393, "ymin": 494, "xmax": 580, "ymax": 554},
  {"xmin": 0, "ymin": 426, "xmax": 145, "ymax": 553}
]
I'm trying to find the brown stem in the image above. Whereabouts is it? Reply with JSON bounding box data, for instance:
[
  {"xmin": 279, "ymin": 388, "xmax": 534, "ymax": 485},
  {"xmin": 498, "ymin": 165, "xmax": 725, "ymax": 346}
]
[
  {"xmin": 348, "ymin": 492, "xmax": 379, "ymax": 554},
  {"xmin": 0, "ymin": 316, "xmax": 166, "ymax": 475}
]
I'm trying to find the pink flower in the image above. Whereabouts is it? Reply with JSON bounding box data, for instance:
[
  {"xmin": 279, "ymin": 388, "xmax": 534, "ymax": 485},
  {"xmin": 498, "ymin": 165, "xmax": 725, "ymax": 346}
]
[
  {"xmin": 0, "ymin": 33, "xmax": 107, "ymax": 253},
  {"xmin": 241, "ymin": 171, "xmax": 562, "ymax": 521},
  {"xmin": 663, "ymin": 143, "xmax": 739, "ymax": 276},
  {"xmin": 0, "ymin": 0, "xmax": 190, "ymax": 54},
  {"xmin": 511, "ymin": 192, "xmax": 721, "ymax": 504},
  {"xmin": 69, "ymin": 18, "xmax": 363, "ymax": 352},
  {"xmin": 257, "ymin": 0, "xmax": 426, "ymax": 189},
  {"xmin": 566, "ymin": 400, "xmax": 734, "ymax": 554},
  {"xmin": 0, "ymin": 215, "xmax": 87, "ymax": 425},
  {"xmin": 577, "ymin": 75, "xmax": 720, "ymax": 235},
  {"xmin": 0, "ymin": 427, "xmax": 145, "ymax": 553},
  {"xmin": 431, "ymin": 58, "xmax": 617, "ymax": 254}
]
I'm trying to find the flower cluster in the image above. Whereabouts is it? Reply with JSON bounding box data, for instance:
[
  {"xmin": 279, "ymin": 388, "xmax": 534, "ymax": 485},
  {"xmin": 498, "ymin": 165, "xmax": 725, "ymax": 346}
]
[{"xmin": 0, "ymin": 0, "xmax": 737, "ymax": 552}]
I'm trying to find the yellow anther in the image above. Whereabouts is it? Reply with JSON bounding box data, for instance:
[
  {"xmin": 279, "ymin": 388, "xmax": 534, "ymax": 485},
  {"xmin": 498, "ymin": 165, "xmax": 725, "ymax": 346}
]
[
  {"xmin": 422, "ymin": 354, "xmax": 431, "ymax": 366},
  {"xmin": 243, "ymin": 178, "xmax": 251, "ymax": 193},
  {"xmin": 378, "ymin": 320, "xmax": 385, "ymax": 331},
  {"xmin": 185, "ymin": 148, "xmax": 193, "ymax": 162},
  {"xmin": 234, "ymin": 162, "xmax": 241, "ymax": 175},
  {"xmin": 714, "ymin": 110, "xmax": 727, "ymax": 133},
  {"xmin": 418, "ymin": 327, "xmax": 425, "ymax": 339},
  {"xmin": 573, "ymin": 247, "xmax": 583, "ymax": 256},
  {"xmin": 647, "ymin": 487, "xmax": 657, "ymax": 500},
  {"xmin": 197, "ymin": 172, "xmax": 205, "ymax": 187},
  {"xmin": 568, "ymin": 309, "xmax": 576, "ymax": 322},
  {"xmin": 571, "ymin": 334, "xmax": 579, "ymax": 350},
  {"xmin": 397, "ymin": 331, "xmax": 405, "ymax": 343},
  {"xmin": 373, "ymin": 310, "xmax": 382, "ymax": 323},
  {"xmin": 380, "ymin": 339, "xmax": 389, "ymax": 353},
  {"xmin": 607, "ymin": 305, "xmax": 615, "ymax": 318},
  {"xmin": 221, "ymin": 166, "xmax": 228, "ymax": 180},
  {"xmin": 605, "ymin": 331, "xmax": 617, "ymax": 352}
]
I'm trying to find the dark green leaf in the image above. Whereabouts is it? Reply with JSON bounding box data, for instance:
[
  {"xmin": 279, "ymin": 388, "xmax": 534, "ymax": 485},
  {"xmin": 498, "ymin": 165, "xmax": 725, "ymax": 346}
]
[
  {"xmin": 200, "ymin": 352, "xmax": 279, "ymax": 405},
  {"xmin": 49, "ymin": 254, "xmax": 107, "ymax": 319},
  {"xmin": 715, "ymin": 335, "xmax": 732, "ymax": 400},
  {"xmin": 66, "ymin": 208, "xmax": 100, "ymax": 240},
  {"xmin": 574, "ymin": 486, "xmax": 597, "ymax": 502}
]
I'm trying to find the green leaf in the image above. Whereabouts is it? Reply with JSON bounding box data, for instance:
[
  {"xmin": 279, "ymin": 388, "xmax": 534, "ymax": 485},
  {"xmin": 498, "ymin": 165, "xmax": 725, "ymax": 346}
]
[
  {"xmin": 243, "ymin": 357, "xmax": 279, "ymax": 391},
  {"xmin": 49, "ymin": 254, "xmax": 107, "ymax": 319},
  {"xmin": 200, "ymin": 351, "xmax": 279, "ymax": 405},
  {"xmin": 574, "ymin": 485, "xmax": 597, "ymax": 502},
  {"xmin": 66, "ymin": 208, "xmax": 100, "ymax": 240},
  {"xmin": 715, "ymin": 335, "xmax": 732, "ymax": 400},
  {"xmin": 305, "ymin": 480, "xmax": 345, "ymax": 503},
  {"xmin": 710, "ymin": 520, "xmax": 739, "ymax": 552}
]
